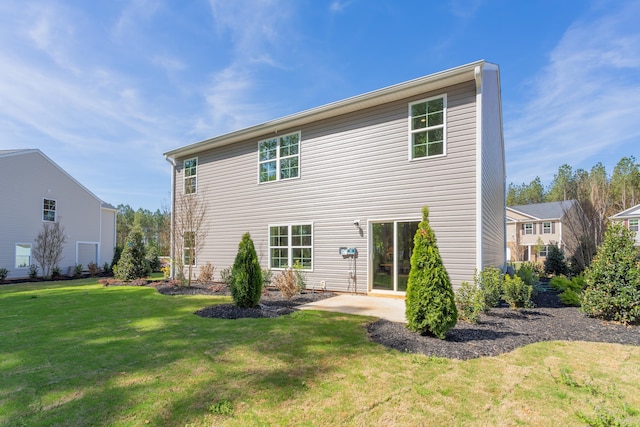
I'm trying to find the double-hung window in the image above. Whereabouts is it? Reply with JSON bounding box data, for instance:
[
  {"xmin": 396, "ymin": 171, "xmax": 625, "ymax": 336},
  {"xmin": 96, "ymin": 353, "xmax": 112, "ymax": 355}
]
[
  {"xmin": 524, "ymin": 223, "xmax": 533, "ymax": 235},
  {"xmin": 183, "ymin": 232, "xmax": 195, "ymax": 265},
  {"xmin": 269, "ymin": 224, "xmax": 312, "ymax": 269},
  {"xmin": 184, "ymin": 158, "xmax": 197, "ymax": 194},
  {"xmin": 409, "ymin": 95, "xmax": 446, "ymax": 160},
  {"xmin": 43, "ymin": 199, "xmax": 56, "ymax": 222},
  {"xmin": 258, "ymin": 131, "xmax": 300, "ymax": 183},
  {"xmin": 542, "ymin": 222, "xmax": 551, "ymax": 234},
  {"xmin": 629, "ymin": 219, "xmax": 639, "ymax": 232}
]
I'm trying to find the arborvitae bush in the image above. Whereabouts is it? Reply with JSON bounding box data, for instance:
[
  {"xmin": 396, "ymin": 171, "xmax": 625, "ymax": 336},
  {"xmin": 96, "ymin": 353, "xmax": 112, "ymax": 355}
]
[
  {"xmin": 230, "ymin": 232, "xmax": 263, "ymax": 308},
  {"xmin": 544, "ymin": 245, "xmax": 568, "ymax": 276},
  {"xmin": 114, "ymin": 229, "xmax": 150, "ymax": 281},
  {"xmin": 581, "ymin": 223, "xmax": 640, "ymax": 324},
  {"xmin": 405, "ymin": 206, "xmax": 457, "ymax": 339}
]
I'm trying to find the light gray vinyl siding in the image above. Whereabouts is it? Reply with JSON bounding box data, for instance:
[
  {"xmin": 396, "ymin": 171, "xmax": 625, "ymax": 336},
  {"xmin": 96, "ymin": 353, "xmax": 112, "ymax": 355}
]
[
  {"xmin": 175, "ymin": 80, "xmax": 479, "ymax": 290},
  {"xmin": 479, "ymin": 67, "xmax": 506, "ymax": 268}
]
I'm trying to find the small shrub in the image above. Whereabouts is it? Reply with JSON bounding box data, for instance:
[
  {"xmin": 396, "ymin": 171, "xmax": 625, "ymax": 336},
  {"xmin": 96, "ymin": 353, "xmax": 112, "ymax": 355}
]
[
  {"xmin": 559, "ymin": 289, "xmax": 581, "ymax": 307},
  {"xmin": 544, "ymin": 245, "xmax": 568, "ymax": 276},
  {"xmin": 220, "ymin": 267, "xmax": 233, "ymax": 284},
  {"xmin": 502, "ymin": 274, "xmax": 534, "ymax": 309},
  {"xmin": 262, "ymin": 268, "xmax": 273, "ymax": 286},
  {"xmin": 102, "ymin": 262, "xmax": 112, "ymax": 276},
  {"xmin": 273, "ymin": 268, "xmax": 299, "ymax": 300},
  {"xmin": 230, "ymin": 232, "xmax": 263, "ymax": 308},
  {"xmin": 549, "ymin": 275, "xmax": 586, "ymax": 307},
  {"xmin": 198, "ymin": 262, "xmax": 215, "ymax": 282},
  {"xmin": 88, "ymin": 262, "xmax": 100, "ymax": 277},
  {"xmin": 51, "ymin": 266, "xmax": 61, "ymax": 279},
  {"xmin": 516, "ymin": 262, "xmax": 539, "ymax": 287},
  {"xmin": 146, "ymin": 246, "xmax": 162, "ymax": 272},
  {"xmin": 161, "ymin": 264, "xmax": 171, "ymax": 279},
  {"xmin": 0, "ymin": 267, "xmax": 8, "ymax": 282},
  {"xmin": 455, "ymin": 281, "xmax": 486, "ymax": 323},
  {"xmin": 293, "ymin": 260, "xmax": 307, "ymax": 292},
  {"xmin": 29, "ymin": 264, "xmax": 39, "ymax": 279},
  {"xmin": 74, "ymin": 264, "xmax": 83, "ymax": 277},
  {"xmin": 475, "ymin": 267, "xmax": 502, "ymax": 309}
]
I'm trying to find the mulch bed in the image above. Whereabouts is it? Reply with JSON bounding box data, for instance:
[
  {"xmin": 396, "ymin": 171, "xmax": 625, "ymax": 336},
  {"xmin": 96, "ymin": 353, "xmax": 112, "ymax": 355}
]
[{"xmin": 119, "ymin": 280, "xmax": 640, "ymax": 360}]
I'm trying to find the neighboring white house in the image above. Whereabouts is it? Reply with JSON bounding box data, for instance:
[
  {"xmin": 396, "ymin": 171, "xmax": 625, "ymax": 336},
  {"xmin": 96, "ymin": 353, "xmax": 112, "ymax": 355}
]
[
  {"xmin": 506, "ymin": 200, "xmax": 581, "ymax": 263},
  {"xmin": 164, "ymin": 60, "xmax": 506, "ymax": 294},
  {"xmin": 0, "ymin": 149, "xmax": 117, "ymax": 279},
  {"xmin": 610, "ymin": 203, "xmax": 640, "ymax": 246}
]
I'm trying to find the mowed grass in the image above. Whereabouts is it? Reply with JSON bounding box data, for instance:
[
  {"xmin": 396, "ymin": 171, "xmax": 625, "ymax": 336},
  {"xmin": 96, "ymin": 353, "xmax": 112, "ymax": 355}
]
[{"xmin": 1, "ymin": 280, "xmax": 639, "ymax": 426}]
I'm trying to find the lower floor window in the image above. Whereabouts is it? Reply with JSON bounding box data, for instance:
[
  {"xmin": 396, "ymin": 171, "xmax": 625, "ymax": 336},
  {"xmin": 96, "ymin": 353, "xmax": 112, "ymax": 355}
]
[
  {"xmin": 16, "ymin": 243, "xmax": 31, "ymax": 268},
  {"xmin": 183, "ymin": 232, "xmax": 195, "ymax": 266},
  {"xmin": 538, "ymin": 245, "xmax": 549, "ymax": 257},
  {"xmin": 269, "ymin": 224, "xmax": 313, "ymax": 269}
]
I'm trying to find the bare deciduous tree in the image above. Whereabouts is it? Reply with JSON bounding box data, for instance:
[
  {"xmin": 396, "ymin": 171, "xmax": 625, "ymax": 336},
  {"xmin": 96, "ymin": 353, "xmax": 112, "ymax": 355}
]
[
  {"xmin": 172, "ymin": 190, "xmax": 208, "ymax": 286},
  {"xmin": 32, "ymin": 221, "xmax": 67, "ymax": 278}
]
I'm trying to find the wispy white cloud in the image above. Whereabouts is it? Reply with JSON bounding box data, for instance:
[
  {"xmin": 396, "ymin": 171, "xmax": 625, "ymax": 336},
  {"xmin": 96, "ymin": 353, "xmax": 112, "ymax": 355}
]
[
  {"xmin": 505, "ymin": 1, "xmax": 640, "ymax": 184},
  {"xmin": 329, "ymin": 0, "xmax": 352, "ymax": 13}
]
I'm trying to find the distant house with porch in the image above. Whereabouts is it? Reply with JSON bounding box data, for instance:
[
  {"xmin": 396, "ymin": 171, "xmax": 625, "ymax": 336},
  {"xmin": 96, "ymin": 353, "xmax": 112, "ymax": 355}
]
[
  {"xmin": 0, "ymin": 149, "xmax": 117, "ymax": 279},
  {"xmin": 506, "ymin": 200, "xmax": 581, "ymax": 263},
  {"xmin": 610, "ymin": 204, "xmax": 640, "ymax": 246}
]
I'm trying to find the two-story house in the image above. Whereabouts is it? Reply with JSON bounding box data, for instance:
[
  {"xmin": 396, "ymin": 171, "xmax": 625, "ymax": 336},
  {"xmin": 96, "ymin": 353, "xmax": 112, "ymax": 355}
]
[
  {"xmin": 610, "ymin": 203, "xmax": 640, "ymax": 246},
  {"xmin": 164, "ymin": 60, "xmax": 506, "ymax": 294},
  {"xmin": 506, "ymin": 200, "xmax": 581, "ymax": 263},
  {"xmin": 0, "ymin": 149, "xmax": 117, "ymax": 279}
]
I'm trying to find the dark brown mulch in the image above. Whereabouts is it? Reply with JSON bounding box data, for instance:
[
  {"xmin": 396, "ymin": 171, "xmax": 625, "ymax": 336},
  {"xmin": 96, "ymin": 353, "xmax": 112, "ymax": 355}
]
[
  {"xmin": 366, "ymin": 291, "xmax": 640, "ymax": 360},
  {"xmin": 147, "ymin": 281, "xmax": 640, "ymax": 360}
]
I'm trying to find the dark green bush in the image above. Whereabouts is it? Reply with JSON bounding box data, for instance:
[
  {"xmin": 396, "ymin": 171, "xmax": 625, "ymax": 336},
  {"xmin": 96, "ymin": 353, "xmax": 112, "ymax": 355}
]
[
  {"xmin": 544, "ymin": 245, "xmax": 568, "ymax": 276},
  {"xmin": 581, "ymin": 223, "xmax": 640, "ymax": 324},
  {"xmin": 29, "ymin": 264, "xmax": 39, "ymax": 279},
  {"xmin": 230, "ymin": 232, "xmax": 263, "ymax": 308},
  {"xmin": 549, "ymin": 275, "xmax": 587, "ymax": 307},
  {"xmin": 145, "ymin": 246, "xmax": 162, "ymax": 272},
  {"xmin": 0, "ymin": 267, "xmax": 7, "ymax": 282},
  {"xmin": 455, "ymin": 281, "xmax": 485, "ymax": 323},
  {"xmin": 114, "ymin": 229, "xmax": 150, "ymax": 281},
  {"xmin": 405, "ymin": 206, "xmax": 457, "ymax": 339},
  {"xmin": 502, "ymin": 275, "xmax": 534, "ymax": 309},
  {"xmin": 51, "ymin": 266, "xmax": 61, "ymax": 279}
]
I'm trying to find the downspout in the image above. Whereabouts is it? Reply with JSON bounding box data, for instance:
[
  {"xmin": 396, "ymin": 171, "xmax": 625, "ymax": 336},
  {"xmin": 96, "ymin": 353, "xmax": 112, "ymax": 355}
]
[
  {"xmin": 165, "ymin": 155, "xmax": 177, "ymax": 278},
  {"xmin": 474, "ymin": 65, "xmax": 483, "ymax": 273}
]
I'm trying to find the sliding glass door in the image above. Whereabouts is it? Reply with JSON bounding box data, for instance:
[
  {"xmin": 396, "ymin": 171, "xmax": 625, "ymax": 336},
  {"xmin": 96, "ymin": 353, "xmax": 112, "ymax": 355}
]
[{"xmin": 371, "ymin": 220, "xmax": 419, "ymax": 292}]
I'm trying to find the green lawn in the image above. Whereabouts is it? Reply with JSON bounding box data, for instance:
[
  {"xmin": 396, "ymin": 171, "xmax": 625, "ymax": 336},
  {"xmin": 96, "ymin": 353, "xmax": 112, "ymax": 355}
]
[{"xmin": 1, "ymin": 279, "xmax": 639, "ymax": 426}]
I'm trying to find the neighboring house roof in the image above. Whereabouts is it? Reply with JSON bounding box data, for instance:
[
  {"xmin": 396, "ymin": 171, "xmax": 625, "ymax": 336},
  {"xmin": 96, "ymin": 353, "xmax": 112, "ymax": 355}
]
[
  {"xmin": 0, "ymin": 149, "xmax": 114, "ymax": 208},
  {"xmin": 507, "ymin": 200, "xmax": 578, "ymax": 221},
  {"xmin": 610, "ymin": 203, "xmax": 640, "ymax": 219},
  {"xmin": 165, "ymin": 59, "xmax": 496, "ymax": 159}
]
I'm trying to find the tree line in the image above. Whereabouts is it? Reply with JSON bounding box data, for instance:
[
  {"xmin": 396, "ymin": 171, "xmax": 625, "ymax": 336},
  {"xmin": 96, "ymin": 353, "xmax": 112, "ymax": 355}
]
[
  {"xmin": 507, "ymin": 155, "xmax": 640, "ymax": 271},
  {"xmin": 116, "ymin": 204, "xmax": 171, "ymax": 257}
]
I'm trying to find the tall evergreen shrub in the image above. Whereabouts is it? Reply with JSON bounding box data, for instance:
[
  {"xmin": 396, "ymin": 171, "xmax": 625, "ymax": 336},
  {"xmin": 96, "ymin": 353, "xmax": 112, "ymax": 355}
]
[
  {"xmin": 114, "ymin": 229, "xmax": 150, "ymax": 281},
  {"xmin": 230, "ymin": 232, "xmax": 263, "ymax": 308},
  {"xmin": 544, "ymin": 245, "xmax": 568, "ymax": 276},
  {"xmin": 405, "ymin": 206, "xmax": 457, "ymax": 339},
  {"xmin": 581, "ymin": 222, "xmax": 640, "ymax": 324}
]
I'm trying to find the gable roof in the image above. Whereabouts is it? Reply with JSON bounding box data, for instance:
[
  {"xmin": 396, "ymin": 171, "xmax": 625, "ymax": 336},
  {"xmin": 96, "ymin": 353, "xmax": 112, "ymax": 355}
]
[
  {"xmin": 165, "ymin": 59, "xmax": 497, "ymax": 159},
  {"xmin": 610, "ymin": 203, "xmax": 640, "ymax": 219},
  {"xmin": 0, "ymin": 149, "xmax": 115, "ymax": 208},
  {"xmin": 507, "ymin": 200, "xmax": 578, "ymax": 221}
]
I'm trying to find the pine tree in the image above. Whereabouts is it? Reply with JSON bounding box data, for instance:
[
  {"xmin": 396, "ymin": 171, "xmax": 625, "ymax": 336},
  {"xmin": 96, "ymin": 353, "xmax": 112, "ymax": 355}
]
[
  {"xmin": 405, "ymin": 206, "xmax": 457, "ymax": 338},
  {"xmin": 230, "ymin": 232, "xmax": 263, "ymax": 308},
  {"xmin": 114, "ymin": 229, "xmax": 150, "ymax": 281}
]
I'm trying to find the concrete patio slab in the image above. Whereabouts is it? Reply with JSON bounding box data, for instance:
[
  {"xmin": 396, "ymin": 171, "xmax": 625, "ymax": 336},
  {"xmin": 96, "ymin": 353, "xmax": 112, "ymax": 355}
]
[{"xmin": 299, "ymin": 294, "xmax": 407, "ymax": 323}]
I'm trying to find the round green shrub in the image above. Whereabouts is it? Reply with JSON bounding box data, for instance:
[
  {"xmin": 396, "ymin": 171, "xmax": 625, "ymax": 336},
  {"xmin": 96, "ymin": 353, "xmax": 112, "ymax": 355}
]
[
  {"xmin": 405, "ymin": 206, "xmax": 457, "ymax": 339},
  {"xmin": 230, "ymin": 232, "xmax": 263, "ymax": 308},
  {"xmin": 581, "ymin": 222, "xmax": 640, "ymax": 324}
]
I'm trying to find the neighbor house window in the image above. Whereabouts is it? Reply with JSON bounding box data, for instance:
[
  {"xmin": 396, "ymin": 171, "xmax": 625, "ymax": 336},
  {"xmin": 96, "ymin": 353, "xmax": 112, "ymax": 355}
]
[
  {"xmin": 542, "ymin": 222, "xmax": 551, "ymax": 234},
  {"xmin": 539, "ymin": 245, "xmax": 549, "ymax": 257},
  {"xmin": 183, "ymin": 232, "xmax": 195, "ymax": 265},
  {"xmin": 524, "ymin": 223, "xmax": 533, "ymax": 235},
  {"xmin": 15, "ymin": 243, "xmax": 31, "ymax": 268},
  {"xmin": 409, "ymin": 95, "xmax": 446, "ymax": 160},
  {"xmin": 43, "ymin": 199, "xmax": 56, "ymax": 222},
  {"xmin": 184, "ymin": 158, "xmax": 197, "ymax": 194},
  {"xmin": 269, "ymin": 224, "xmax": 312, "ymax": 269},
  {"xmin": 258, "ymin": 131, "xmax": 300, "ymax": 183},
  {"xmin": 629, "ymin": 219, "xmax": 639, "ymax": 232}
]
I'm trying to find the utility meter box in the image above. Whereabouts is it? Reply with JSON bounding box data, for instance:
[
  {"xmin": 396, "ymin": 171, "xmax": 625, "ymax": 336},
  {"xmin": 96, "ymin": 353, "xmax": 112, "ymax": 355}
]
[{"xmin": 339, "ymin": 247, "xmax": 358, "ymax": 257}]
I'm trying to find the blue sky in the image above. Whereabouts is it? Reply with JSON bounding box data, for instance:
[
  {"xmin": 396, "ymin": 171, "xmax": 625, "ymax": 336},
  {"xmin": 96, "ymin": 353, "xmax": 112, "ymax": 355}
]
[{"xmin": 1, "ymin": 0, "xmax": 638, "ymax": 211}]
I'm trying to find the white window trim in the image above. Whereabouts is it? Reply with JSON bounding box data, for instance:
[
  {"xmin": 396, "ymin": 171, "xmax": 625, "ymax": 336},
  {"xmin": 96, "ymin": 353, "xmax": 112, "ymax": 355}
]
[
  {"xmin": 43, "ymin": 198, "xmax": 57, "ymax": 222},
  {"xmin": 629, "ymin": 218, "xmax": 639, "ymax": 232},
  {"xmin": 258, "ymin": 131, "xmax": 301, "ymax": 184},
  {"xmin": 408, "ymin": 94, "xmax": 447, "ymax": 161},
  {"xmin": 524, "ymin": 223, "xmax": 533, "ymax": 235},
  {"xmin": 542, "ymin": 222, "xmax": 552, "ymax": 234},
  {"xmin": 268, "ymin": 222, "xmax": 314, "ymax": 271},
  {"xmin": 183, "ymin": 231, "xmax": 196, "ymax": 266},
  {"xmin": 183, "ymin": 157, "xmax": 198, "ymax": 195},
  {"xmin": 15, "ymin": 243, "xmax": 32, "ymax": 269}
]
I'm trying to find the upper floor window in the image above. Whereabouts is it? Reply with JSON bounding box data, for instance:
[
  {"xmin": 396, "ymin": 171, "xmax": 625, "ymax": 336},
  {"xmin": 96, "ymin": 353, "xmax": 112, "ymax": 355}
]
[
  {"xmin": 184, "ymin": 158, "xmax": 197, "ymax": 194},
  {"xmin": 409, "ymin": 95, "xmax": 446, "ymax": 160},
  {"xmin": 524, "ymin": 223, "xmax": 533, "ymax": 235},
  {"xmin": 629, "ymin": 219, "xmax": 639, "ymax": 232},
  {"xmin": 43, "ymin": 199, "xmax": 56, "ymax": 222},
  {"xmin": 258, "ymin": 132, "xmax": 300, "ymax": 183},
  {"xmin": 542, "ymin": 222, "xmax": 551, "ymax": 234},
  {"xmin": 269, "ymin": 223, "xmax": 313, "ymax": 270}
]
